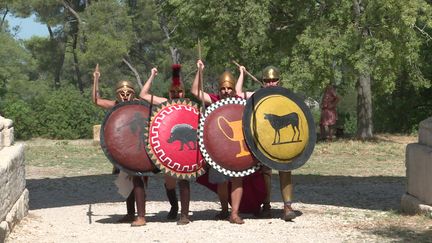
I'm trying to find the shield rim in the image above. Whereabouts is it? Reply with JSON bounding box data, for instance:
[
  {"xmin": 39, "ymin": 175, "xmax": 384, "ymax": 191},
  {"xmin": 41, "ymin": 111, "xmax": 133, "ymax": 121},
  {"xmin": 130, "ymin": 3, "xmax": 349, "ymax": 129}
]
[
  {"xmin": 243, "ymin": 86, "xmax": 316, "ymax": 171},
  {"xmin": 100, "ymin": 100, "xmax": 159, "ymax": 176},
  {"xmin": 198, "ymin": 97, "xmax": 261, "ymax": 177},
  {"xmin": 144, "ymin": 98, "xmax": 206, "ymax": 180}
]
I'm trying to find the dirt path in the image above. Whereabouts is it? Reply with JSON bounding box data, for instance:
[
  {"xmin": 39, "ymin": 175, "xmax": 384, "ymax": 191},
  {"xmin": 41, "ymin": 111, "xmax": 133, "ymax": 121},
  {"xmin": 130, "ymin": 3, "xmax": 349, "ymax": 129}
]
[{"xmin": 7, "ymin": 165, "xmax": 431, "ymax": 243}]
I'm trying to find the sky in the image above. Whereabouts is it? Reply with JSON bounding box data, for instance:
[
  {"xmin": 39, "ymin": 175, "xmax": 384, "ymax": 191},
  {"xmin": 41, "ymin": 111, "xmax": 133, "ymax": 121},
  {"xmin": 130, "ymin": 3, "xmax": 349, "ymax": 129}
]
[{"xmin": 6, "ymin": 15, "xmax": 49, "ymax": 39}]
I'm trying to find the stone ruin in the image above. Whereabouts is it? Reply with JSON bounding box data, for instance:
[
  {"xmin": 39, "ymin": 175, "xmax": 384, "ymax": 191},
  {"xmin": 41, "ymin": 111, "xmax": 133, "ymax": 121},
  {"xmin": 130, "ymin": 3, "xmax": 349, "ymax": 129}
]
[
  {"xmin": 401, "ymin": 117, "xmax": 432, "ymax": 216},
  {"xmin": 0, "ymin": 115, "xmax": 28, "ymax": 242}
]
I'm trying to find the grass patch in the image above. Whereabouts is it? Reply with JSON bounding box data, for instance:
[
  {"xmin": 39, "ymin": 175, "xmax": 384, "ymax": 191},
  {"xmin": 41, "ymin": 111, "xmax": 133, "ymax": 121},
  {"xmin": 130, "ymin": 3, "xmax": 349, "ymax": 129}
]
[
  {"xmin": 23, "ymin": 134, "xmax": 415, "ymax": 177},
  {"xmin": 24, "ymin": 138, "xmax": 112, "ymax": 176}
]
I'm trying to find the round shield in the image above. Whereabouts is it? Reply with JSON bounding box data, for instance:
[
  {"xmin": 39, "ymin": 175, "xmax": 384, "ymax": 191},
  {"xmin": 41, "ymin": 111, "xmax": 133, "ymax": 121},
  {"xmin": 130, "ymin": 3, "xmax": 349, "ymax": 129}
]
[
  {"xmin": 145, "ymin": 99, "xmax": 205, "ymax": 179},
  {"xmin": 243, "ymin": 86, "xmax": 316, "ymax": 171},
  {"xmin": 198, "ymin": 97, "xmax": 261, "ymax": 177},
  {"xmin": 100, "ymin": 100, "xmax": 157, "ymax": 175}
]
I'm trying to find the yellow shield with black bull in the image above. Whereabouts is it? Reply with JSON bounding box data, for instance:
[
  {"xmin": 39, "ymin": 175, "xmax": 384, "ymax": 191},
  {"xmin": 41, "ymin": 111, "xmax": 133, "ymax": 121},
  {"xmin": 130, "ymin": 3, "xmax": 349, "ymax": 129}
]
[{"xmin": 243, "ymin": 86, "xmax": 316, "ymax": 171}]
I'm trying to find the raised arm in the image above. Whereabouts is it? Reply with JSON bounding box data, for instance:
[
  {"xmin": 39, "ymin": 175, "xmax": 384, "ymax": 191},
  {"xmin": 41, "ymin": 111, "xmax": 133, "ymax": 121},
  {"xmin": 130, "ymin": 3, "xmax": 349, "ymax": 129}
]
[
  {"xmin": 191, "ymin": 59, "xmax": 212, "ymax": 104},
  {"xmin": 235, "ymin": 65, "xmax": 254, "ymax": 99},
  {"xmin": 92, "ymin": 64, "xmax": 115, "ymax": 109},
  {"xmin": 139, "ymin": 67, "xmax": 167, "ymax": 105}
]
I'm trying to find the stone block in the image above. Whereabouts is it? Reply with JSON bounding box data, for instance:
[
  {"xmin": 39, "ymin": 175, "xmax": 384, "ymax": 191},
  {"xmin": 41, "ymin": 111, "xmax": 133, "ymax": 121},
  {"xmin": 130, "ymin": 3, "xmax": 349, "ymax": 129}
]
[
  {"xmin": 93, "ymin": 124, "xmax": 101, "ymax": 143},
  {"xmin": 0, "ymin": 221, "xmax": 9, "ymax": 243},
  {"xmin": 1, "ymin": 127, "xmax": 14, "ymax": 147},
  {"xmin": 419, "ymin": 117, "xmax": 432, "ymax": 147},
  {"xmin": 5, "ymin": 189, "xmax": 29, "ymax": 230},
  {"xmin": 0, "ymin": 144, "xmax": 25, "ymax": 222},
  {"xmin": 405, "ymin": 143, "xmax": 432, "ymax": 205},
  {"xmin": 0, "ymin": 132, "xmax": 3, "ymax": 151},
  {"xmin": 2, "ymin": 118, "xmax": 13, "ymax": 129}
]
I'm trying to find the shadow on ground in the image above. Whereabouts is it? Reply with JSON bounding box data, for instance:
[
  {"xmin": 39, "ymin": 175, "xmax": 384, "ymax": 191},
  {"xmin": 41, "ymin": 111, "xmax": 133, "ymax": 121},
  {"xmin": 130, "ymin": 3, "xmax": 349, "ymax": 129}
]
[{"xmin": 27, "ymin": 173, "xmax": 405, "ymax": 212}]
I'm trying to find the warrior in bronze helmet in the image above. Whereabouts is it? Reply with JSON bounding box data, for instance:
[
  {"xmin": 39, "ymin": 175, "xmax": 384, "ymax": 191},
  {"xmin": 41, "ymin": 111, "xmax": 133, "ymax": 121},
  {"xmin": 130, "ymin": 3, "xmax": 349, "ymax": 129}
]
[
  {"xmin": 190, "ymin": 59, "xmax": 246, "ymax": 224},
  {"xmin": 92, "ymin": 64, "xmax": 149, "ymax": 226},
  {"xmin": 93, "ymin": 69, "xmax": 137, "ymax": 108},
  {"xmin": 139, "ymin": 64, "xmax": 191, "ymax": 225},
  {"xmin": 191, "ymin": 61, "xmax": 238, "ymax": 103},
  {"xmin": 235, "ymin": 65, "xmax": 297, "ymax": 221}
]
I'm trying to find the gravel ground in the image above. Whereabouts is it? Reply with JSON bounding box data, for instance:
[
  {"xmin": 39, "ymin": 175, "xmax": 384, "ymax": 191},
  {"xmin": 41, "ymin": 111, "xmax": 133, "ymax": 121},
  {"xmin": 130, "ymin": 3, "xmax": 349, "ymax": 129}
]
[{"xmin": 7, "ymin": 166, "xmax": 429, "ymax": 243}]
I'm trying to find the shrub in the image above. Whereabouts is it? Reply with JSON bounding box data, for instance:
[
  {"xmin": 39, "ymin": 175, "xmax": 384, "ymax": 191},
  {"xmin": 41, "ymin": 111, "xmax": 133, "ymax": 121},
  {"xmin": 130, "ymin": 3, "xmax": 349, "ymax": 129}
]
[
  {"xmin": 1, "ymin": 99, "xmax": 35, "ymax": 139},
  {"xmin": 39, "ymin": 88, "xmax": 104, "ymax": 139},
  {"xmin": 1, "ymin": 87, "xmax": 104, "ymax": 139}
]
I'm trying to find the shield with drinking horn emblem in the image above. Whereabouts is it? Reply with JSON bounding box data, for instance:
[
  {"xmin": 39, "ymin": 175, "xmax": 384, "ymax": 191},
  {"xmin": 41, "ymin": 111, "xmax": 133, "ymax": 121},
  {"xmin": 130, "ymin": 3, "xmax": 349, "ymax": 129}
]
[
  {"xmin": 198, "ymin": 97, "xmax": 261, "ymax": 177},
  {"xmin": 243, "ymin": 86, "xmax": 316, "ymax": 171}
]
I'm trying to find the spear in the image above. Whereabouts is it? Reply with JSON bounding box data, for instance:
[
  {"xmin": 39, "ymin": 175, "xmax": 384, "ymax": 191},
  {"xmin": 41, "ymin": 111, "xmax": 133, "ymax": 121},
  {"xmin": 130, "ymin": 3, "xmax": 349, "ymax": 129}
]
[
  {"xmin": 92, "ymin": 64, "xmax": 100, "ymax": 104},
  {"xmin": 197, "ymin": 39, "xmax": 205, "ymax": 112},
  {"xmin": 232, "ymin": 60, "xmax": 263, "ymax": 86}
]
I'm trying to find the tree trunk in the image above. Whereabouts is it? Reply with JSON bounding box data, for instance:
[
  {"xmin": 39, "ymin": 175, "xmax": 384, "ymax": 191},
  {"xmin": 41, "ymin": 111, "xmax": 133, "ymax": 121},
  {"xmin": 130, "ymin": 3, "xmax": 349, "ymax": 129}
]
[
  {"xmin": 353, "ymin": 0, "xmax": 373, "ymax": 139},
  {"xmin": 0, "ymin": 9, "xmax": 8, "ymax": 29},
  {"xmin": 63, "ymin": 0, "xmax": 84, "ymax": 93},
  {"xmin": 48, "ymin": 26, "xmax": 67, "ymax": 90},
  {"xmin": 71, "ymin": 21, "xmax": 83, "ymax": 93},
  {"xmin": 356, "ymin": 72, "xmax": 373, "ymax": 139},
  {"xmin": 72, "ymin": 47, "xmax": 83, "ymax": 93},
  {"xmin": 156, "ymin": 0, "xmax": 180, "ymax": 64},
  {"xmin": 54, "ymin": 40, "xmax": 66, "ymax": 90},
  {"xmin": 122, "ymin": 58, "xmax": 143, "ymax": 88}
]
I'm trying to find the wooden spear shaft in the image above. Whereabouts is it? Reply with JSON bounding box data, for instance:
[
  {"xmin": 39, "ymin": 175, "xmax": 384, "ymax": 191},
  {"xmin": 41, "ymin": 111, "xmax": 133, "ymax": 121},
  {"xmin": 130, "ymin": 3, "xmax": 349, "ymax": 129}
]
[
  {"xmin": 92, "ymin": 63, "xmax": 100, "ymax": 104},
  {"xmin": 198, "ymin": 39, "xmax": 205, "ymax": 112},
  {"xmin": 232, "ymin": 60, "xmax": 263, "ymax": 85}
]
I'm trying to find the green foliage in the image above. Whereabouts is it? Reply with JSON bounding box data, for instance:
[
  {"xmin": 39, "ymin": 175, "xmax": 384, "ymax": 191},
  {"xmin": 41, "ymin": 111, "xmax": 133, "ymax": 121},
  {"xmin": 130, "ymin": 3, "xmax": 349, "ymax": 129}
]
[
  {"xmin": 78, "ymin": 1, "xmax": 134, "ymax": 86},
  {"xmin": 1, "ymin": 85, "xmax": 104, "ymax": 140},
  {"xmin": 374, "ymin": 82, "xmax": 432, "ymax": 133},
  {"xmin": 39, "ymin": 88, "xmax": 103, "ymax": 139},
  {"xmin": 0, "ymin": 31, "xmax": 35, "ymax": 94},
  {"xmin": 284, "ymin": 0, "xmax": 432, "ymax": 137},
  {"xmin": 1, "ymin": 99, "xmax": 34, "ymax": 139},
  {"xmin": 25, "ymin": 36, "xmax": 62, "ymax": 82},
  {"xmin": 339, "ymin": 111, "xmax": 357, "ymax": 135},
  {"xmin": 168, "ymin": 0, "xmax": 272, "ymax": 71},
  {"xmin": 2, "ymin": 0, "xmax": 432, "ymax": 138},
  {"xmin": 335, "ymin": 88, "xmax": 357, "ymax": 135}
]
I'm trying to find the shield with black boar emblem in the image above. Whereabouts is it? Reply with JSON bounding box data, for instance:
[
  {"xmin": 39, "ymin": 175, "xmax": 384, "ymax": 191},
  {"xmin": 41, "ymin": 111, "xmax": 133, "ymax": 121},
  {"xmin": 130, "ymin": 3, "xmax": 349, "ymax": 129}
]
[
  {"xmin": 243, "ymin": 86, "xmax": 316, "ymax": 171},
  {"xmin": 145, "ymin": 99, "xmax": 205, "ymax": 179},
  {"xmin": 100, "ymin": 100, "xmax": 157, "ymax": 176},
  {"xmin": 198, "ymin": 97, "xmax": 261, "ymax": 177}
]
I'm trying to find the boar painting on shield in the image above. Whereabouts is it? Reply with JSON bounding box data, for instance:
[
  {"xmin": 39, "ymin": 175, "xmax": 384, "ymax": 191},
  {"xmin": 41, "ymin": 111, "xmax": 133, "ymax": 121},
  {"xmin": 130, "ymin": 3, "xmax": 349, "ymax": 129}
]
[{"xmin": 145, "ymin": 99, "xmax": 205, "ymax": 179}]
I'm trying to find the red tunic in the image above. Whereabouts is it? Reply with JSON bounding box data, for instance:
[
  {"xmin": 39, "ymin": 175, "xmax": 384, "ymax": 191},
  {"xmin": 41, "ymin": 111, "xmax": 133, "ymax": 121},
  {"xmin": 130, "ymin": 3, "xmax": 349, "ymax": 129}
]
[{"xmin": 320, "ymin": 85, "xmax": 339, "ymax": 126}]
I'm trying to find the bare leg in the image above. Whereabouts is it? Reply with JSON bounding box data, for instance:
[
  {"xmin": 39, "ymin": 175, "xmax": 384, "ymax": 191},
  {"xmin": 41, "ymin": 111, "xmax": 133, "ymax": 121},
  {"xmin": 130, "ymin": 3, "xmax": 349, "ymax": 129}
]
[
  {"xmin": 126, "ymin": 191, "xmax": 135, "ymax": 216},
  {"xmin": 328, "ymin": 125, "xmax": 334, "ymax": 141},
  {"xmin": 279, "ymin": 171, "xmax": 296, "ymax": 221},
  {"xmin": 117, "ymin": 191, "xmax": 135, "ymax": 223},
  {"xmin": 229, "ymin": 177, "xmax": 244, "ymax": 224},
  {"xmin": 131, "ymin": 176, "xmax": 146, "ymax": 226},
  {"xmin": 177, "ymin": 180, "xmax": 190, "ymax": 225},
  {"xmin": 258, "ymin": 166, "xmax": 272, "ymax": 218},
  {"xmin": 164, "ymin": 175, "xmax": 178, "ymax": 220},
  {"xmin": 320, "ymin": 124, "xmax": 326, "ymax": 140},
  {"xmin": 215, "ymin": 182, "xmax": 229, "ymax": 220}
]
